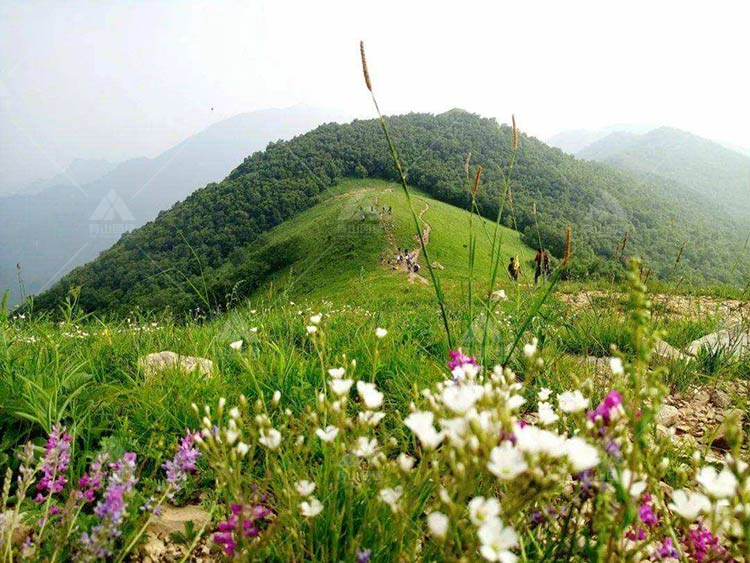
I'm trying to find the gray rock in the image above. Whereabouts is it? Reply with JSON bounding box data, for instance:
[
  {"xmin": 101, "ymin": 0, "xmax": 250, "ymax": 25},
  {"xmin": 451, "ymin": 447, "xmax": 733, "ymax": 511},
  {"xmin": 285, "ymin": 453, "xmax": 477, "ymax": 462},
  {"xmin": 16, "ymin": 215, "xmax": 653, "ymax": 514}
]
[
  {"xmin": 138, "ymin": 351, "xmax": 214, "ymax": 379},
  {"xmin": 653, "ymin": 340, "xmax": 691, "ymax": 362},
  {"xmin": 656, "ymin": 405, "xmax": 680, "ymax": 427},
  {"xmin": 710, "ymin": 388, "xmax": 731, "ymax": 409},
  {"xmin": 687, "ymin": 325, "xmax": 750, "ymax": 359},
  {"xmin": 147, "ymin": 505, "xmax": 212, "ymax": 538}
]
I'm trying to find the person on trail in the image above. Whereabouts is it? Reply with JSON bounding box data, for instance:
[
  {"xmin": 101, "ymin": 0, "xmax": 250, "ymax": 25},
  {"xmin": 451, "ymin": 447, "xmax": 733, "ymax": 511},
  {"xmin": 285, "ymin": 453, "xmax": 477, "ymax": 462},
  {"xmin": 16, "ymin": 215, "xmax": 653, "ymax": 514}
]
[
  {"xmin": 534, "ymin": 248, "xmax": 552, "ymax": 284},
  {"xmin": 543, "ymin": 250, "xmax": 552, "ymax": 277},
  {"xmin": 508, "ymin": 256, "xmax": 520, "ymax": 281},
  {"xmin": 413, "ymin": 263, "xmax": 420, "ymax": 273}
]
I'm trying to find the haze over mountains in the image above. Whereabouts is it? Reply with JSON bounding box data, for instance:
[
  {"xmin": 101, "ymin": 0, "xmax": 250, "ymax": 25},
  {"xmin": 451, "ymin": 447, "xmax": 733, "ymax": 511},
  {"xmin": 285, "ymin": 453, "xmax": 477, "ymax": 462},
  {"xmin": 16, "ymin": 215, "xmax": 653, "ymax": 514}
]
[
  {"xmin": 0, "ymin": 105, "xmax": 348, "ymax": 306},
  {"xmin": 548, "ymin": 127, "xmax": 750, "ymax": 222}
]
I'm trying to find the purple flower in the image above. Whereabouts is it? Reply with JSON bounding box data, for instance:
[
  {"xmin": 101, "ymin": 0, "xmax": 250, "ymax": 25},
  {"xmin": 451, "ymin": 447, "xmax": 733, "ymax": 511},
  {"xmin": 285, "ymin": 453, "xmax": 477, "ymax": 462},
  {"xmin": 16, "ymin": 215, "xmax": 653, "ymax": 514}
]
[
  {"xmin": 212, "ymin": 502, "xmax": 272, "ymax": 556},
  {"xmin": 638, "ymin": 495, "xmax": 658, "ymax": 528},
  {"xmin": 76, "ymin": 452, "xmax": 138, "ymax": 561},
  {"xmin": 684, "ymin": 525, "xmax": 729, "ymax": 562},
  {"xmin": 657, "ymin": 538, "xmax": 678, "ymax": 559},
  {"xmin": 573, "ymin": 469, "xmax": 596, "ymax": 500},
  {"xmin": 447, "ymin": 348, "xmax": 476, "ymax": 371},
  {"xmin": 587, "ymin": 390, "xmax": 623, "ymax": 424},
  {"xmin": 78, "ymin": 453, "xmax": 109, "ymax": 503},
  {"xmin": 35, "ymin": 424, "xmax": 72, "ymax": 501},
  {"xmin": 357, "ymin": 548, "xmax": 372, "ymax": 563},
  {"xmin": 162, "ymin": 431, "xmax": 201, "ymax": 500}
]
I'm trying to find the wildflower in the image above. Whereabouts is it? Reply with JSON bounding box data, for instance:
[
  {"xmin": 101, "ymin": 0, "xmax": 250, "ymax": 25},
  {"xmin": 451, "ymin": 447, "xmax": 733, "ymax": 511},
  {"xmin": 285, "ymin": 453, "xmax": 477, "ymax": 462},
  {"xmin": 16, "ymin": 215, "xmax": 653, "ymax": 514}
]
[
  {"xmin": 357, "ymin": 548, "xmax": 372, "ymax": 563},
  {"xmin": 328, "ymin": 367, "xmax": 346, "ymax": 378},
  {"xmin": 620, "ymin": 469, "xmax": 647, "ymax": 497},
  {"xmin": 212, "ymin": 503, "xmax": 271, "ymax": 555},
  {"xmin": 514, "ymin": 425, "xmax": 565, "ymax": 458},
  {"xmin": 295, "ymin": 480, "xmax": 316, "ymax": 497},
  {"xmin": 272, "ymin": 390, "xmax": 281, "ymax": 405},
  {"xmin": 397, "ymin": 453, "xmax": 416, "ymax": 472},
  {"xmin": 329, "ymin": 378, "xmax": 354, "ymax": 396},
  {"xmin": 477, "ymin": 518, "xmax": 518, "ymax": 562},
  {"xmin": 299, "ymin": 497, "xmax": 323, "ymax": 517},
  {"xmin": 229, "ymin": 407, "xmax": 240, "ymax": 419},
  {"xmin": 378, "ymin": 486, "xmax": 403, "ymax": 512},
  {"xmin": 668, "ymin": 489, "xmax": 711, "ymax": 520},
  {"xmin": 656, "ymin": 537, "xmax": 679, "ymax": 559},
  {"xmin": 426, "ymin": 512, "xmax": 449, "ymax": 539},
  {"xmin": 537, "ymin": 402, "xmax": 559, "ymax": 425},
  {"xmin": 404, "ymin": 411, "xmax": 445, "ymax": 450},
  {"xmin": 225, "ymin": 427, "xmax": 240, "ymax": 445},
  {"xmin": 375, "ymin": 327, "xmax": 388, "ymax": 338},
  {"xmin": 306, "ymin": 325, "xmax": 317, "ymax": 334},
  {"xmin": 162, "ymin": 431, "xmax": 201, "ymax": 500},
  {"xmin": 356, "ymin": 381, "xmax": 384, "ymax": 409},
  {"xmin": 588, "ymin": 390, "xmax": 624, "ymax": 423},
  {"xmin": 468, "ymin": 497, "xmax": 501, "ymax": 527},
  {"xmin": 557, "ymin": 390, "xmax": 589, "ymax": 413},
  {"xmin": 440, "ymin": 383, "xmax": 484, "ymax": 414},
  {"xmin": 638, "ymin": 494, "xmax": 658, "ymax": 528},
  {"xmin": 358, "ymin": 410, "xmax": 386, "ymax": 427},
  {"xmin": 78, "ymin": 453, "xmax": 109, "ymax": 503},
  {"xmin": 696, "ymin": 466, "xmax": 737, "ymax": 498},
  {"xmin": 310, "ymin": 314, "xmax": 322, "ymax": 325},
  {"xmin": 229, "ymin": 340, "xmax": 243, "ymax": 350},
  {"xmin": 488, "ymin": 442, "xmax": 528, "ymax": 480},
  {"xmin": 538, "ymin": 388, "xmax": 552, "ymax": 401},
  {"xmin": 684, "ymin": 524, "xmax": 729, "ymax": 561},
  {"xmin": 259, "ymin": 428, "xmax": 282, "ymax": 450},
  {"xmin": 35, "ymin": 424, "xmax": 73, "ymax": 501},
  {"xmin": 236, "ymin": 442, "xmax": 249, "ymax": 456},
  {"xmin": 523, "ymin": 337, "xmax": 538, "ymax": 358},
  {"xmin": 609, "ymin": 357, "xmax": 624, "ymax": 375},
  {"xmin": 352, "ymin": 437, "xmax": 377, "ymax": 458},
  {"xmin": 564, "ymin": 437, "xmax": 600, "ymax": 472},
  {"xmin": 447, "ymin": 348, "xmax": 477, "ymax": 370},
  {"xmin": 315, "ymin": 426, "xmax": 339, "ymax": 442}
]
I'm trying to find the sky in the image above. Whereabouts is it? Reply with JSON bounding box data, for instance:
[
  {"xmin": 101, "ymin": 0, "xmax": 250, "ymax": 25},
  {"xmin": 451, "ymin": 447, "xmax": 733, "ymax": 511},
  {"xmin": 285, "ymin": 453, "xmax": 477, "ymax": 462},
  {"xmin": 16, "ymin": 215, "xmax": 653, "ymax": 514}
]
[{"xmin": 1, "ymin": 0, "xmax": 749, "ymax": 187}]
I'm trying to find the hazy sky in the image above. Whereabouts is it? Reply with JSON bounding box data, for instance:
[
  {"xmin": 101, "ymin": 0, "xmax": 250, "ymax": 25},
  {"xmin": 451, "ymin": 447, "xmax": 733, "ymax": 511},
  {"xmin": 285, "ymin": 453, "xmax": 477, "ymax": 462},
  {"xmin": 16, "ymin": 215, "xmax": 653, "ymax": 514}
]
[{"xmin": 1, "ymin": 0, "xmax": 749, "ymax": 187}]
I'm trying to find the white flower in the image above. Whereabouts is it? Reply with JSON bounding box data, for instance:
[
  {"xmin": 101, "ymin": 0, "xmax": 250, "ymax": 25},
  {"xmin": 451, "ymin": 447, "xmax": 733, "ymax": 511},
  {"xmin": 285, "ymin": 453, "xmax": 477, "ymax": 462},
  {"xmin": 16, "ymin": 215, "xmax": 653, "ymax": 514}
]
[
  {"xmin": 315, "ymin": 425, "xmax": 339, "ymax": 442},
  {"xmin": 441, "ymin": 384, "xmax": 484, "ymax": 414},
  {"xmin": 557, "ymin": 390, "xmax": 589, "ymax": 413},
  {"xmin": 538, "ymin": 388, "xmax": 552, "ymax": 401},
  {"xmin": 506, "ymin": 394, "xmax": 526, "ymax": 411},
  {"xmin": 669, "ymin": 489, "xmax": 711, "ymax": 520},
  {"xmin": 610, "ymin": 357, "xmax": 624, "ymax": 376},
  {"xmin": 696, "ymin": 466, "xmax": 738, "ymax": 498},
  {"xmin": 468, "ymin": 496, "xmax": 501, "ymax": 526},
  {"xmin": 310, "ymin": 314, "xmax": 322, "ymax": 325},
  {"xmin": 565, "ymin": 437, "xmax": 600, "ymax": 472},
  {"xmin": 329, "ymin": 378, "xmax": 354, "ymax": 396},
  {"xmin": 299, "ymin": 497, "xmax": 323, "ymax": 517},
  {"xmin": 404, "ymin": 411, "xmax": 444, "ymax": 450},
  {"xmin": 272, "ymin": 390, "xmax": 281, "ymax": 405},
  {"xmin": 352, "ymin": 436, "xmax": 377, "ymax": 458},
  {"xmin": 537, "ymin": 402, "xmax": 559, "ymax": 426},
  {"xmin": 229, "ymin": 407, "xmax": 240, "ymax": 419},
  {"xmin": 513, "ymin": 425, "xmax": 565, "ymax": 458},
  {"xmin": 358, "ymin": 410, "xmax": 386, "ymax": 427},
  {"xmin": 620, "ymin": 469, "xmax": 647, "ymax": 497},
  {"xmin": 375, "ymin": 327, "xmax": 388, "ymax": 338},
  {"xmin": 259, "ymin": 428, "xmax": 281, "ymax": 450},
  {"xmin": 306, "ymin": 325, "xmax": 318, "ymax": 334},
  {"xmin": 356, "ymin": 381, "xmax": 384, "ymax": 409},
  {"xmin": 523, "ymin": 337, "xmax": 538, "ymax": 358},
  {"xmin": 378, "ymin": 486, "xmax": 403, "ymax": 511},
  {"xmin": 398, "ymin": 453, "xmax": 416, "ymax": 472},
  {"xmin": 295, "ymin": 480, "xmax": 316, "ymax": 496},
  {"xmin": 236, "ymin": 442, "xmax": 249, "ymax": 456},
  {"xmin": 328, "ymin": 367, "xmax": 346, "ymax": 378},
  {"xmin": 478, "ymin": 518, "xmax": 518, "ymax": 562},
  {"xmin": 229, "ymin": 340, "xmax": 243, "ymax": 350},
  {"xmin": 488, "ymin": 442, "xmax": 528, "ymax": 480},
  {"xmin": 426, "ymin": 512, "xmax": 449, "ymax": 539},
  {"xmin": 250, "ymin": 327, "xmax": 258, "ymax": 333},
  {"xmin": 225, "ymin": 429, "xmax": 239, "ymax": 445},
  {"xmin": 452, "ymin": 362, "xmax": 481, "ymax": 381}
]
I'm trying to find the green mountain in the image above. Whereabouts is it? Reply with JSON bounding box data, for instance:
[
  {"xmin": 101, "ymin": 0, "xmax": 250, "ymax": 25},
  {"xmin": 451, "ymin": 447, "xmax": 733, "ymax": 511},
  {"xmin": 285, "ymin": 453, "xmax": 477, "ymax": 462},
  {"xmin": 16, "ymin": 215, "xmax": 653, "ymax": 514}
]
[
  {"xmin": 577, "ymin": 127, "xmax": 750, "ymax": 220},
  {"xmin": 30, "ymin": 111, "xmax": 748, "ymax": 315}
]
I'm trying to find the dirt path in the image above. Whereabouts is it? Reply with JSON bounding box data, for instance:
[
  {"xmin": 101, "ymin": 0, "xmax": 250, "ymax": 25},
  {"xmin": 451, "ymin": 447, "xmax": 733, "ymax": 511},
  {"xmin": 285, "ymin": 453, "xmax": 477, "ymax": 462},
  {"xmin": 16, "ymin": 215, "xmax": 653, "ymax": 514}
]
[{"xmin": 380, "ymin": 199, "xmax": 432, "ymax": 286}]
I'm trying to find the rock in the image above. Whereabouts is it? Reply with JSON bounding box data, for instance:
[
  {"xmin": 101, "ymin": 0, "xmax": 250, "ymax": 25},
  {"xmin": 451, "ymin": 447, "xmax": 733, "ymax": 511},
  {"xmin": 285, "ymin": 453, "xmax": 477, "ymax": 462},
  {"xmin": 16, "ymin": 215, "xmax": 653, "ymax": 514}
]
[
  {"xmin": 141, "ymin": 532, "xmax": 166, "ymax": 559},
  {"xmin": 687, "ymin": 325, "xmax": 750, "ymax": 359},
  {"xmin": 147, "ymin": 505, "xmax": 212, "ymax": 538},
  {"xmin": 139, "ymin": 351, "xmax": 213, "ymax": 379},
  {"xmin": 693, "ymin": 389, "xmax": 711, "ymax": 405},
  {"xmin": 656, "ymin": 405, "xmax": 680, "ymax": 427},
  {"xmin": 653, "ymin": 340, "xmax": 691, "ymax": 362},
  {"xmin": 710, "ymin": 388, "xmax": 731, "ymax": 409}
]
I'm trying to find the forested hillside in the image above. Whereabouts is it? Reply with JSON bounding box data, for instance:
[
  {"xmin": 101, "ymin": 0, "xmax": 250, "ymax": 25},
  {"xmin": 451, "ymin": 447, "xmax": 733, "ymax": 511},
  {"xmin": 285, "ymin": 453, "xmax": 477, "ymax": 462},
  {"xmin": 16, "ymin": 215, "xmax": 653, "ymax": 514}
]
[{"xmin": 31, "ymin": 111, "xmax": 748, "ymax": 315}]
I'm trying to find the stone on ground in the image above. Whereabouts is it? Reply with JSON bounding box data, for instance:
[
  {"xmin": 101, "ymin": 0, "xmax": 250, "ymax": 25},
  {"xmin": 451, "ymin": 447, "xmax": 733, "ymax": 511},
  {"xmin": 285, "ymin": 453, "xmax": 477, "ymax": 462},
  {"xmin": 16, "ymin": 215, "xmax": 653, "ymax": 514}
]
[
  {"xmin": 687, "ymin": 324, "xmax": 750, "ymax": 359},
  {"xmin": 139, "ymin": 351, "xmax": 214, "ymax": 379}
]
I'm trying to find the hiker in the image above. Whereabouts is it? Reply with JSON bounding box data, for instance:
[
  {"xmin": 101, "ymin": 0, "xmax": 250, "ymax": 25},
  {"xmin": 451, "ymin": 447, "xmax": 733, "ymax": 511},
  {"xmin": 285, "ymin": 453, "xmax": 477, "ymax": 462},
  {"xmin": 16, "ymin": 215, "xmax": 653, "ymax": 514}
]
[
  {"xmin": 508, "ymin": 256, "xmax": 520, "ymax": 281},
  {"xmin": 543, "ymin": 250, "xmax": 552, "ymax": 277},
  {"xmin": 413, "ymin": 263, "xmax": 420, "ymax": 273},
  {"xmin": 534, "ymin": 248, "xmax": 552, "ymax": 284}
]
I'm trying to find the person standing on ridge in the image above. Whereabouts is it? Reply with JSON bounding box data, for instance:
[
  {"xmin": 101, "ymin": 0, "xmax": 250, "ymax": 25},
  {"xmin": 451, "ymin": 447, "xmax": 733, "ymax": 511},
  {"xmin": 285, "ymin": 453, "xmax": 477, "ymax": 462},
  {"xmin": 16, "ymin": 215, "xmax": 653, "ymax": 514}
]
[{"xmin": 508, "ymin": 256, "xmax": 520, "ymax": 281}]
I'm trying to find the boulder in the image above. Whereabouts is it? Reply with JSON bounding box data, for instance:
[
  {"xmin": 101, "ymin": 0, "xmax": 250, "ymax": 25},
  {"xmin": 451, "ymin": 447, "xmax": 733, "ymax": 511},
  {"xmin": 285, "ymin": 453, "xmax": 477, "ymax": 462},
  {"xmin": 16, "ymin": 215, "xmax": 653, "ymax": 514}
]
[
  {"xmin": 687, "ymin": 325, "xmax": 750, "ymax": 359},
  {"xmin": 147, "ymin": 505, "xmax": 212, "ymax": 538},
  {"xmin": 653, "ymin": 340, "xmax": 691, "ymax": 362},
  {"xmin": 655, "ymin": 405, "xmax": 680, "ymax": 427},
  {"xmin": 139, "ymin": 351, "xmax": 213, "ymax": 379}
]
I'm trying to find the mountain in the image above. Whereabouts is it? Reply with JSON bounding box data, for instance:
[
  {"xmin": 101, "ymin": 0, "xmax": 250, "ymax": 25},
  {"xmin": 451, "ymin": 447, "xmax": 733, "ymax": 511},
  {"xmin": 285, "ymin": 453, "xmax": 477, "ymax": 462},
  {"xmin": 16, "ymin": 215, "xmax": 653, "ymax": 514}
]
[
  {"xmin": 577, "ymin": 127, "xmax": 750, "ymax": 220},
  {"xmin": 546, "ymin": 125, "xmax": 657, "ymax": 155},
  {"xmin": 0, "ymin": 105, "xmax": 348, "ymax": 306},
  {"xmin": 28, "ymin": 110, "xmax": 749, "ymax": 316},
  {"xmin": 10, "ymin": 159, "xmax": 118, "ymax": 196}
]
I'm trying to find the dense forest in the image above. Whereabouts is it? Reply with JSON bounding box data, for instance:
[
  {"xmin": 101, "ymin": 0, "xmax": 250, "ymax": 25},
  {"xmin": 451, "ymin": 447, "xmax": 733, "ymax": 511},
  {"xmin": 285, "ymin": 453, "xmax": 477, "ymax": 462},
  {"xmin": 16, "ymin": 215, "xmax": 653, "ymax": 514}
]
[{"xmin": 30, "ymin": 110, "xmax": 748, "ymax": 315}]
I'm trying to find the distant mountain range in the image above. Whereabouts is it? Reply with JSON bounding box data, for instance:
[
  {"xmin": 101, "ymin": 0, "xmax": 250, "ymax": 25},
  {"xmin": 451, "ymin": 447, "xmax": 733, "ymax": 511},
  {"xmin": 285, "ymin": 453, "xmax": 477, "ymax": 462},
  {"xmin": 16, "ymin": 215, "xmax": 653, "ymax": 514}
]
[
  {"xmin": 548, "ymin": 127, "xmax": 750, "ymax": 222},
  {"xmin": 0, "ymin": 105, "xmax": 348, "ymax": 306}
]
